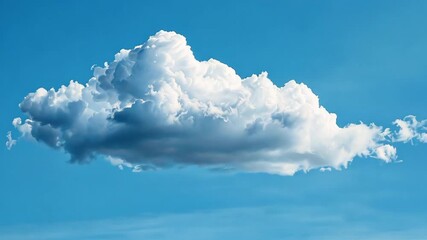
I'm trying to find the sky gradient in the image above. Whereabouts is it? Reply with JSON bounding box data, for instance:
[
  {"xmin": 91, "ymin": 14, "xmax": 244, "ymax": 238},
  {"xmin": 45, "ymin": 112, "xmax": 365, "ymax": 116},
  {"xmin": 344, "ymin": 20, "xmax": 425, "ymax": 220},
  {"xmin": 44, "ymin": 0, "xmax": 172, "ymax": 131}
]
[{"xmin": 1, "ymin": 0, "xmax": 427, "ymax": 239}]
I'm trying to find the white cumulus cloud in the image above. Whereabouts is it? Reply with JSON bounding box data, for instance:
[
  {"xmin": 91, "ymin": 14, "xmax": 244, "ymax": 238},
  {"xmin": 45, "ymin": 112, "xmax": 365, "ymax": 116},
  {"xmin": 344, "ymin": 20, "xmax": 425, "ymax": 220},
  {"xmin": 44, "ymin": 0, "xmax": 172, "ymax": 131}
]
[{"xmin": 10, "ymin": 30, "xmax": 399, "ymax": 175}]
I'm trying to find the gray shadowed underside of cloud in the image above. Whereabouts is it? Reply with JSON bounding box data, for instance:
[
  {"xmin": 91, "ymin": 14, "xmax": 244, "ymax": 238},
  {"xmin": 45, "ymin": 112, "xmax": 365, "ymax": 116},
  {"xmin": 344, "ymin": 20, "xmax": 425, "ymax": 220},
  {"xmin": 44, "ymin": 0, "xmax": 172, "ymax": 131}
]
[{"xmin": 9, "ymin": 30, "xmax": 423, "ymax": 175}]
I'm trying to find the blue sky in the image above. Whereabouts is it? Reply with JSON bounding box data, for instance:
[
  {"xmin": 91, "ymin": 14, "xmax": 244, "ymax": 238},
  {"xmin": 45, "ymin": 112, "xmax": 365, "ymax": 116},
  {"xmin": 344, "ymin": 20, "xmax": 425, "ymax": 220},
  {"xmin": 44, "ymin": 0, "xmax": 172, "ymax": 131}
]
[{"xmin": 1, "ymin": 0, "xmax": 427, "ymax": 239}]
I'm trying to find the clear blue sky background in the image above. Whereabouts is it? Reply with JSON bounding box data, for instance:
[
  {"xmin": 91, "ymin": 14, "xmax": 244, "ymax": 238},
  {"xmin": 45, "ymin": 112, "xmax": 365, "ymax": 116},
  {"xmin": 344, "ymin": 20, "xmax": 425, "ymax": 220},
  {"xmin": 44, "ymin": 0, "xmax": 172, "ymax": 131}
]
[{"xmin": 1, "ymin": 0, "xmax": 427, "ymax": 239}]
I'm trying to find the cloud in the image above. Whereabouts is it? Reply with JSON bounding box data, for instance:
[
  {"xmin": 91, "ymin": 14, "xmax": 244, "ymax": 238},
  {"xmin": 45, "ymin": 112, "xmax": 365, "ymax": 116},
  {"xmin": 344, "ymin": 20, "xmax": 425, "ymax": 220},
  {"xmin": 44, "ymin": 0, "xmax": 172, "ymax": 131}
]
[
  {"xmin": 10, "ymin": 30, "xmax": 399, "ymax": 175},
  {"xmin": 392, "ymin": 115, "xmax": 427, "ymax": 143},
  {"xmin": 5, "ymin": 132, "xmax": 16, "ymax": 150}
]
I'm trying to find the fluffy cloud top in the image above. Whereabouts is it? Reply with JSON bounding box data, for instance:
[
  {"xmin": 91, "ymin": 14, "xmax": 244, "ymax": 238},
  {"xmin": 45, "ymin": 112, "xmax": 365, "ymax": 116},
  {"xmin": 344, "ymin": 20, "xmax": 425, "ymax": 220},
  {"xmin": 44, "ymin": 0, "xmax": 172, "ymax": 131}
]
[{"xmin": 11, "ymin": 30, "xmax": 398, "ymax": 175}]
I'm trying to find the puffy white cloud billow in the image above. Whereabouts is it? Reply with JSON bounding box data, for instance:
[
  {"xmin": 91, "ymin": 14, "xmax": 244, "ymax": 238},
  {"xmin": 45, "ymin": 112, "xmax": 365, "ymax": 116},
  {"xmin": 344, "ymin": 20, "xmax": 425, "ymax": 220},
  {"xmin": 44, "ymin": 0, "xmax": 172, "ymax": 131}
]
[{"xmin": 10, "ymin": 30, "xmax": 398, "ymax": 175}]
